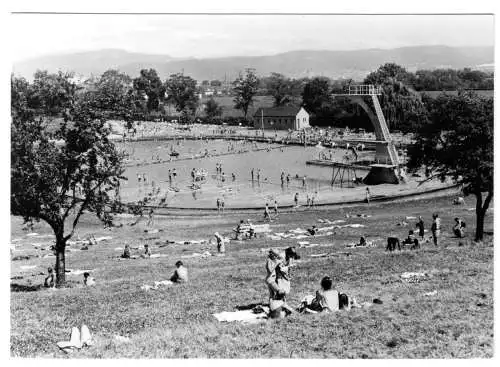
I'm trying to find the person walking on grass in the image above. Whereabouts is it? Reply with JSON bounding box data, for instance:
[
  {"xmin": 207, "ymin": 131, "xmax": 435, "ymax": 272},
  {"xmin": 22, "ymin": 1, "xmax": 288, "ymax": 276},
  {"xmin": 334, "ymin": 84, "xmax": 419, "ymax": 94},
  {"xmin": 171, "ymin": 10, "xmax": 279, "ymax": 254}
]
[{"xmin": 431, "ymin": 213, "xmax": 441, "ymax": 246}]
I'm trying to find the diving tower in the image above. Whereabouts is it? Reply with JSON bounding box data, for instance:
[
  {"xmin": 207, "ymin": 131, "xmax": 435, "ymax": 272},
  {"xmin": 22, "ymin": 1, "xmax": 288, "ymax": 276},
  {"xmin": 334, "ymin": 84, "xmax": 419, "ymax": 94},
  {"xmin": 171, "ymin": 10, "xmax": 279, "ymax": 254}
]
[{"xmin": 332, "ymin": 85, "xmax": 401, "ymax": 184}]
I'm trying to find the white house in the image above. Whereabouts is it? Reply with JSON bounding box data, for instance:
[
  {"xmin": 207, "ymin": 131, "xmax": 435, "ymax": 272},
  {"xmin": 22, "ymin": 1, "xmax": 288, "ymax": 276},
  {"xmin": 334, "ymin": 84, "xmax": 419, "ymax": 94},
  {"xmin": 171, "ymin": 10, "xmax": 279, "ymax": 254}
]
[{"xmin": 253, "ymin": 106, "xmax": 310, "ymax": 130}]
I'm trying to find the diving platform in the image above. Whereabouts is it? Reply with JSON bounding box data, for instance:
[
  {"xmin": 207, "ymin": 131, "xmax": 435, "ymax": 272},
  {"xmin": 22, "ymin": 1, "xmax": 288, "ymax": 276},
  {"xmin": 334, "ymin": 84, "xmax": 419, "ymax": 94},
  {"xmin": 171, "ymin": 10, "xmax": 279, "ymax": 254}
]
[
  {"xmin": 332, "ymin": 84, "xmax": 401, "ymax": 185},
  {"xmin": 306, "ymin": 159, "xmax": 372, "ymax": 171}
]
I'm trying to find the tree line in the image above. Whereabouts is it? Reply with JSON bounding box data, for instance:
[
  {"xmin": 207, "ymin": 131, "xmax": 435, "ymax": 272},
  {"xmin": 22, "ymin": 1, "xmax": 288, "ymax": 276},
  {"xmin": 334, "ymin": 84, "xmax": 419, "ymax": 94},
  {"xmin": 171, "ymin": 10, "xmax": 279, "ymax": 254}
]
[{"xmin": 12, "ymin": 64, "xmax": 493, "ymax": 130}]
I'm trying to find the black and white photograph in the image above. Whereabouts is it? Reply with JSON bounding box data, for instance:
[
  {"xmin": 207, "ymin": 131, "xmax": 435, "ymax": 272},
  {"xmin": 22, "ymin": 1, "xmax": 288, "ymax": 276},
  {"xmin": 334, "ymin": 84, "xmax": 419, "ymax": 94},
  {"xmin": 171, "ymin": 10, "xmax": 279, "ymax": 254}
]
[{"xmin": 5, "ymin": 1, "xmax": 496, "ymax": 360}]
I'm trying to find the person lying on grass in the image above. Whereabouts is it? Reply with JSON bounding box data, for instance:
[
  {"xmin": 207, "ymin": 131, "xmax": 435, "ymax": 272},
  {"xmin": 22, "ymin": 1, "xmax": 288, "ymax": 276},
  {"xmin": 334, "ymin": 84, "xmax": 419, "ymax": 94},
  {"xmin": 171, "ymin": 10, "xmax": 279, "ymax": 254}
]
[{"xmin": 170, "ymin": 261, "xmax": 188, "ymax": 283}]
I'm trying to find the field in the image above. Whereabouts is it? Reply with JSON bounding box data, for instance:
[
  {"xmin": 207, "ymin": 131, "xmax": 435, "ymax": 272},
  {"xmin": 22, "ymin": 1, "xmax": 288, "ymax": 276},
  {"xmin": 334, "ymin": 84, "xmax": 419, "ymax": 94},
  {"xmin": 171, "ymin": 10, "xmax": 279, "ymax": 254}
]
[{"xmin": 10, "ymin": 194, "xmax": 493, "ymax": 358}]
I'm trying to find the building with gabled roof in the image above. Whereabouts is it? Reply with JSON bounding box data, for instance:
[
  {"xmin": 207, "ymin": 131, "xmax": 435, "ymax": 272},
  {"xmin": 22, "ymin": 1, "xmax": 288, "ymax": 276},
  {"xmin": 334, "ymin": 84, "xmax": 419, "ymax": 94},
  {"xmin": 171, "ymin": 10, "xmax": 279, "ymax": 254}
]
[{"xmin": 253, "ymin": 106, "xmax": 309, "ymax": 130}]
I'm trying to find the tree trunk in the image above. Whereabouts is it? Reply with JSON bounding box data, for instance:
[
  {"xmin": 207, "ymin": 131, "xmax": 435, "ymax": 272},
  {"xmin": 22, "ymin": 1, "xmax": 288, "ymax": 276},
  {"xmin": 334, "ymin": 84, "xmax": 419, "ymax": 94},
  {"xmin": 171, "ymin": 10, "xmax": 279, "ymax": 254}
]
[
  {"xmin": 54, "ymin": 235, "xmax": 67, "ymax": 286},
  {"xmin": 475, "ymin": 210, "xmax": 485, "ymax": 242},
  {"xmin": 474, "ymin": 190, "xmax": 493, "ymax": 242}
]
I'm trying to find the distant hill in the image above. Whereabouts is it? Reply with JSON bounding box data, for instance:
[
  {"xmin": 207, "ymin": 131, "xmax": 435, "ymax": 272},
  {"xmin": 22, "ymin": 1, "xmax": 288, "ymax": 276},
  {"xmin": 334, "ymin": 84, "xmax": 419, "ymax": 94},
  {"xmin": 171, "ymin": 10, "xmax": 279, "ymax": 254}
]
[
  {"xmin": 13, "ymin": 45, "xmax": 494, "ymax": 81},
  {"xmin": 13, "ymin": 49, "xmax": 177, "ymax": 79}
]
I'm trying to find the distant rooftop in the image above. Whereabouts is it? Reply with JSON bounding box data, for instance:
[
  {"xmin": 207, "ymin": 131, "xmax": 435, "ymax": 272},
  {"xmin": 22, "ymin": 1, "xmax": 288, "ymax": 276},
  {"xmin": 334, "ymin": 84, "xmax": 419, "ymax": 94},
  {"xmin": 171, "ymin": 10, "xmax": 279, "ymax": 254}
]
[{"xmin": 253, "ymin": 106, "xmax": 304, "ymax": 118}]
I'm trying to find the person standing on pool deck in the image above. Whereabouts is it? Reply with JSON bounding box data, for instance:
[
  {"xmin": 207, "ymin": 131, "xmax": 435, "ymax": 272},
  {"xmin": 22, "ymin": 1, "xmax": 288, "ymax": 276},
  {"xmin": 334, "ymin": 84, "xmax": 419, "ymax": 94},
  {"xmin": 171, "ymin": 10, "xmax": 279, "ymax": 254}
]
[
  {"xmin": 286, "ymin": 174, "xmax": 290, "ymax": 187},
  {"xmin": 220, "ymin": 198, "xmax": 225, "ymax": 214},
  {"xmin": 257, "ymin": 169, "xmax": 261, "ymax": 183},
  {"xmin": 365, "ymin": 187, "xmax": 371, "ymax": 203},
  {"xmin": 251, "ymin": 168, "xmax": 254, "ymax": 181},
  {"xmin": 431, "ymin": 213, "xmax": 441, "ymax": 246},
  {"xmin": 274, "ymin": 200, "xmax": 279, "ymax": 215},
  {"xmin": 216, "ymin": 198, "xmax": 221, "ymax": 213},
  {"xmin": 172, "ymin": 168, "xmax": 177, "ymax": 181},
  {"xmin": 294, "ymin": 192, "xmax": 299, "ymax": 207},
  {"xmin": 281, "ymin": 172, "xmax": 285, "ymax": 186}
]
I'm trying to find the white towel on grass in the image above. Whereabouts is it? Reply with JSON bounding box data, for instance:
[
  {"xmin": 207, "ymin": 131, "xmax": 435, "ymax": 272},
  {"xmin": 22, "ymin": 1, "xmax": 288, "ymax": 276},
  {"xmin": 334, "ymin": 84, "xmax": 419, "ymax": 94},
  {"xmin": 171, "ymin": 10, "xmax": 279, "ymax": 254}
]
[{"xmin": 213, "ymin": 310, "xmax": 268, "ymax": 324}]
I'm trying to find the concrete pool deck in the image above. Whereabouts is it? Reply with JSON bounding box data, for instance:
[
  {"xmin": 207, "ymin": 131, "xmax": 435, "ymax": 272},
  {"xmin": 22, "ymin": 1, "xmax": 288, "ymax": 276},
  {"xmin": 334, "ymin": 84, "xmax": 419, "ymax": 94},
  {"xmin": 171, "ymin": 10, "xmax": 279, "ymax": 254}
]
[{"xmin": 120, "ymin": 178, "xmax": 458, "ymax": 212}]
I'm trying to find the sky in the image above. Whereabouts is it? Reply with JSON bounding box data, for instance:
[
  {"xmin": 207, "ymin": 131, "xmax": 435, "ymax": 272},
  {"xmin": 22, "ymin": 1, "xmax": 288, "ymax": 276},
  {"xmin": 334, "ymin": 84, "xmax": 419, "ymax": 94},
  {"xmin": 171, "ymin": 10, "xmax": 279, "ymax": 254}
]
[{"xmin": 10, "ymin": 14, "xmax": 495, "ymax": 61}]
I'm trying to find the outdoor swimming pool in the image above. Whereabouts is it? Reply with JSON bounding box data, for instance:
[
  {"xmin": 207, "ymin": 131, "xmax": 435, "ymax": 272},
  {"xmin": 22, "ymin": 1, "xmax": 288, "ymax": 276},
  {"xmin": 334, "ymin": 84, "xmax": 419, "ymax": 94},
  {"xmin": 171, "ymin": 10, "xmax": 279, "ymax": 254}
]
[{"xmin": 117, "ymin": 139, "xmax": 372, "ymax": 208}]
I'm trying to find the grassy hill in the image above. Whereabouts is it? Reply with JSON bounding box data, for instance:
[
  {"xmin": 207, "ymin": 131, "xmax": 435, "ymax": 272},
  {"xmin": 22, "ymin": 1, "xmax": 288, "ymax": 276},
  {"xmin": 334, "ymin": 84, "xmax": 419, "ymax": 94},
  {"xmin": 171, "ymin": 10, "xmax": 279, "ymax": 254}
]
[{"xmin": 10, "ymin": 194, "xmax": 493, "ymax": 357}]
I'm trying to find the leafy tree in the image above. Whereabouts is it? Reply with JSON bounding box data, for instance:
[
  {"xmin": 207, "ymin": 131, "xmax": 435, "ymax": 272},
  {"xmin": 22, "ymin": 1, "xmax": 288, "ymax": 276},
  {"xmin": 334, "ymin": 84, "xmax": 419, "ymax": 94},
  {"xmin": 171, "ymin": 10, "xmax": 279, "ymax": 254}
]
[
  {"xmin": 204, "ymin": 98, "xmax": 223, "ymax": 120},
  {"xmin": 133, "ymin": 69, "xmax": 166, "ymax": 112},
  {"xmin": 232, "ymin": 68, "xmax": 259, "ymax": 119},
  {"xmin": 363, "ymin": 63, "xmax": 428, "ymax": 133},
  {"xmin": 11, "ymin": 77, "xmax": 125, "ymax": 286},
  {"xmin": 266, "ymin": 72, "xmax": 302, "ymax": 107},
  {"xmin": 29, "ymin": 70, "xmax": 80, "ymax": 116},
  {"xmin": 407, "ymin": 91, "xmax": 493, "ymax": 241},
  {"xmin": 165, "ymin": 73, "xmax": 199, "ymax": 119},
  {"xmin": 93, "ymin": 70, "xmax": 132, "ymax": 111},
  {"xmin": 301, "ymin": 77, "xmax": 332, "ymax": 114},
  {"xmin": 11, "ymin": 74, "xmax": 31, "ymax": 113},
  {"xmin": 364, "ymin": 63, "xmax": 415, "ymax": 86}
]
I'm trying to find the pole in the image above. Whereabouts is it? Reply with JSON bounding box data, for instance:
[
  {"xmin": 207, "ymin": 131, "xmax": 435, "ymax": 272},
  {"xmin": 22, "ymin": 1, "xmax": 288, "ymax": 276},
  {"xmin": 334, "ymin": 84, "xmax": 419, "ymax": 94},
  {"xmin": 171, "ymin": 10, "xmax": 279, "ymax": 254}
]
[{"xmin": 261, "ymin": 109, "xmax": 264, "ymax": 135}]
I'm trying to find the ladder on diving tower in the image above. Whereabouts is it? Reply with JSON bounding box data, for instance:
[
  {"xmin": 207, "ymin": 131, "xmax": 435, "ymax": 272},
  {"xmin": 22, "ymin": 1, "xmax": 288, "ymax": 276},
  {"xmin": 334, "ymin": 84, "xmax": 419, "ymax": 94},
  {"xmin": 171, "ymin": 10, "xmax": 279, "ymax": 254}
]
[{"xmin": 371, "ymin": 95, "xmax": 399, "ymax": 165}]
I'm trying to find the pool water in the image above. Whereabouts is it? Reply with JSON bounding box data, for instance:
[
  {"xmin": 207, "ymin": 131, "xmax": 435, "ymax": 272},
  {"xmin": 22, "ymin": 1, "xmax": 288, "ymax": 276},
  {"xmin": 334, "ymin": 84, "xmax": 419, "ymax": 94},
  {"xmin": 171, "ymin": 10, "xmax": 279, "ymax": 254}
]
[{"xmin": 118, "ymin": 139, "xmax": 372, "ymax": 209}]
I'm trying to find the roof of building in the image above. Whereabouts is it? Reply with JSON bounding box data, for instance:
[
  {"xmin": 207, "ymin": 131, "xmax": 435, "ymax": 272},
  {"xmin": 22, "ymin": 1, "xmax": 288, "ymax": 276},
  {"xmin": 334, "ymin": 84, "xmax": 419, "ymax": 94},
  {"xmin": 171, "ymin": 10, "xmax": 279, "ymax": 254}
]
[{"xmin": 253, "ymin": 106, "xmax": 305, "ymax": 118}]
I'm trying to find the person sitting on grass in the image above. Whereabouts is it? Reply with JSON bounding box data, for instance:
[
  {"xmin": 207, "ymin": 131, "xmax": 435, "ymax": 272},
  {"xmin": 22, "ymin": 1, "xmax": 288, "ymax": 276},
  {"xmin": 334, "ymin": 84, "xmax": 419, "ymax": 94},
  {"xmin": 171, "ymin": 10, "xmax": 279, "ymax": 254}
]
[
  {"xmin": 141, "ymin": 244, "xmax": 152, "ymax": 258},
  {"xmin": 44, "ymin": 267, "xmax": 55, "ymax": 288},
  {"xmin": 355, "ymin": 236, "xmax": 367, "ymax": 247},
  {"xmin": 121, "ymin": 244, "xmax": 131, "ymax": 259},
  {"xmin": 83, "ymin": 272, "xmax": 96, "ymax": 287},
  {"xmin": 268, "ymin": 292, "xmax": 294, "ymax": 319},
  {"xmin": 453, "ymin": 217, "xmax": 466, "ymax": 238},
  {"xmin": 170, "ymin": 261, "xmax": 189, "ymax": 283},
  {"xmin": 298, "ymin": 276, "xmax": 354, "ymax": 314},
  {"xmin": 307, "ymin": 225, "xmax": 318, "ymax": 236},
  {"xmin": 402, "ymin": 230, "xmax": 420, "ymax": 249}
]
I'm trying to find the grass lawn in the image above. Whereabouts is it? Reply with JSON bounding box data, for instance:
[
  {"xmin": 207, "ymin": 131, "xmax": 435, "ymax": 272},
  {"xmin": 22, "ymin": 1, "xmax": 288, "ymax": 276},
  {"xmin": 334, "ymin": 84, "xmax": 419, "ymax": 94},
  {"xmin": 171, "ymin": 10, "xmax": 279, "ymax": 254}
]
[{"xmin": 10, "ymin": 195, "xmax": 493, "ymax": 358}]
